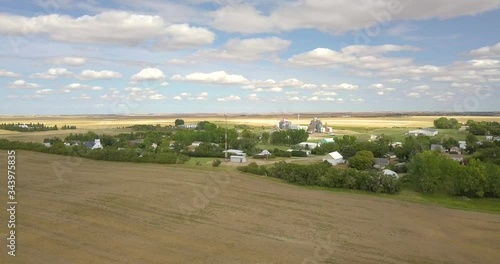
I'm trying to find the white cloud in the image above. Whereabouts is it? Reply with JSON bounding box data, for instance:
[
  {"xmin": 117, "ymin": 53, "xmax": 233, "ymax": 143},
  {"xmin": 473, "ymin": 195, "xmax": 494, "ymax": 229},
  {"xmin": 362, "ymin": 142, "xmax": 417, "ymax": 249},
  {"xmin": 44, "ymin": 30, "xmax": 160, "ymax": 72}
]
[
  {"xmin": 327, "ymin": 83, "xmax": 359, "ymax": 90},
  {"xmin": 124, "ymin": 87, "xmax": 165, "ymax": 101},
  {"xmin": 29, "ymin": 68, "xmax": 73, "ymax": 79},
  {"xmin": 172, "ymin": 71, "xmax": 248, "ymax": 85},
  {"xmin": 160, "ymin": 81, "xmax": 169, "ymax": 87},
  {"xmin": 35, "ymin": 89, "xmax": 54, "ymax": 94},
  {"xmin": 193, "ymin": 37, "xmax": 290, "ymax": 61},
  {"xmin": 384, "ymin": 78, "xmax": 407, "ymax": 83},
  {"xmin": 173, "ymin": 96, "xmax": 182, "ymax": 100},
  {"xmin": 8, "ymin": 79, "xmax": 40, "ymax": 88},
  {"xmin": 217, "ymin": 95, "xmax": 241, "ymax": 101},
  {"xmin": 80, "ymin": 70, "xmax": 122, "ymax": 80},
  {"xmin": 470, "ymin": 42, "xmax": 500, "ymax": 58},
  {"xmin": 407, "ymin": 92, "xmax": 421, "ymax": 98},
  {"xmin": 154, "ymin": 24, "xmax": 215, "ymax": 50},
  {"xmin": 210, "ymin": 1, "xmax": 500, "ymax": 34},
  {"xmin": 0, "ymin": 11, "xmax": 215, "ymax": 49},
  {"xmin": 63, "ymin": 83, "xmax": 102, "ymax": 91},
  {"xmin": 248, "ymin": 94, "xmax": 259, "ymax": 101},
  {"xmin": 341, "ymin": 44, "xmax": 419, "ymax": 55},
  {"xmin": 0, "ymin": 69, "xmax": 20, "ymax": 78},
  {"xmin": 312, "ymin": 91, "xmax": 337, "ymax": 96},
  {"xmin": 51, "ymin": 56, "xmax": 87, "ymax": 66},
  {"xmin": 370, "ymin": 83, "xmax": 384, "ymax": 89},
  {"xmin": 412, "ymin": 85, "xmax": 430, "ymax": 92},
  {"xmin": 377, "ymin": 91, "xmax": 385, "ymax": 96},
  {"xmin": 131, "ymin": 68, "xmax": 165, "ymax": 81}
]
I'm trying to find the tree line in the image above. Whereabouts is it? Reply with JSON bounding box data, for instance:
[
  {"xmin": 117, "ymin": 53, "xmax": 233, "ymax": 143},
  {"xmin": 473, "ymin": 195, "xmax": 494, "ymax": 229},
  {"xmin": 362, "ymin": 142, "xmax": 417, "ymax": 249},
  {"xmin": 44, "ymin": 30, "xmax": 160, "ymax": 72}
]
[
  {"xmin": 0, "ymin": 123, "xmax": 76, "ymax": 132},
  {"xmin": 238, "ymin": 161, "xmax": 401, "ymax": 194}
]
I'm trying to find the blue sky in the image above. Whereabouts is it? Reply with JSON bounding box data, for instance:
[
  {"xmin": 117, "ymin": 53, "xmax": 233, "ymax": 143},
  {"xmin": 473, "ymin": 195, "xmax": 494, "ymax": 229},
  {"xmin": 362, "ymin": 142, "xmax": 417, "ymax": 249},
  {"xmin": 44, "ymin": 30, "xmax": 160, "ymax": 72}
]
[{"xmin": 0, "ymin": 0, "xmax": 499, "ymax": 114}]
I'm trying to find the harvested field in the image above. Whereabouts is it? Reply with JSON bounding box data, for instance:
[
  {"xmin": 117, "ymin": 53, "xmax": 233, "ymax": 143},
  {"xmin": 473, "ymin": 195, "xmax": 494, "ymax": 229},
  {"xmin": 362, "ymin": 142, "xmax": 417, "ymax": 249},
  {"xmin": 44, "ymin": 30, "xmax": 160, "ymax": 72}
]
[
  {"xmin": 1, "ymin": 151, "xmax": 499, "ymax": 264},
  {"xmin": 1, "ymin": 115, "xmax": 500, "ymax": 129}
]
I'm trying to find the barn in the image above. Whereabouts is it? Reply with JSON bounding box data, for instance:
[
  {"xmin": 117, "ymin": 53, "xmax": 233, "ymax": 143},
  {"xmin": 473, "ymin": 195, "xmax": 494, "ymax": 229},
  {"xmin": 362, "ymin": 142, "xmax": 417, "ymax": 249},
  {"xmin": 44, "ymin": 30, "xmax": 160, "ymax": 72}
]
[{"xmin": 323, "ymin": 151, "xmax": 344, "ymax": 166}]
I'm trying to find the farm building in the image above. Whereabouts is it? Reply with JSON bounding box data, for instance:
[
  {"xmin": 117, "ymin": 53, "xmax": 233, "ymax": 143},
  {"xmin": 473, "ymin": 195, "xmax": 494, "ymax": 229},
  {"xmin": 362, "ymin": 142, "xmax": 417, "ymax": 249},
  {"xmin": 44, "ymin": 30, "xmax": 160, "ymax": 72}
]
[
  {"xmin": 319, "ymin": 138, "xmax": 335, "ymax": 146},
  {"xmin": 486, "ymin": 135, "xmax": 493, "ymax": 140},
  {"xmin": 374, "ymin": 158, "xmax": 390, "ymax": 169},
  {"xmin": 297, "ymin": 142, "xmax": 318, "ymax": 149},
  {"xmin": 458, "ymin": 141, "xmax": 467, "ymax": 150},
  {"xmin": 407, "ymin": 128, "xmax": 438, "ymax": 137},
  {"xmin": 449, "ymin": 146, "xmax": 461, "ymax": 154},
  {"xmin": 224, "ymin": 149, "xmax": 246, "ymax": 156},
  {"xmin": 431, "ymin": 144, "xmax": 445, "ymax": 152},
  {"xmin": 84, "ymin": 139, "xmax": 103, "ymax": 150},
  {"xmin": 230, "ymin": 155, "xmax": 247, "ymax": 163},
  {"xmin": 323, "ymin": 151, "xmax": 344, "ymax": 166},
  {"xmin": 307, "ymin": 117, "xmax": 324, "ymax": 133},
  {"xmin": 382, "ymin": 169, "xmax": 399, "ymax": 178}
]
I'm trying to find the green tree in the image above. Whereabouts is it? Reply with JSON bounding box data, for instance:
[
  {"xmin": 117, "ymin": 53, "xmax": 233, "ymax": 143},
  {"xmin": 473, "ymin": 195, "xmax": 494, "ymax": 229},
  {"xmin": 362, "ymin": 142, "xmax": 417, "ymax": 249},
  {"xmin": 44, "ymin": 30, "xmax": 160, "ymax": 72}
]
[
  {"xmin": 174, "ymin": 119, "xmax": 185, "ymax": 127},
  {"xmin": 261, "ymin": 131, "xmax": 270, "ymax": 144},
  {"xmin": 349, "ymin": 150, "xmax": 375, "ymax": 170}
]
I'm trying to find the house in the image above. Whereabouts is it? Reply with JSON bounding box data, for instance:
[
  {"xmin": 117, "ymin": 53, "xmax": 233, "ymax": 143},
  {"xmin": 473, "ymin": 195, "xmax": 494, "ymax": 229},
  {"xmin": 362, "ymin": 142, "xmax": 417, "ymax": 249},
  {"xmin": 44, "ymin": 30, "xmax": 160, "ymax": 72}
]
[
  {"xmin": 223, "ymin": 149, "xmax": 246, "ymax": 156},
  {"xmin": 458, "ymin": 141, "xmax": 467, "ymax": 150},
  {"xmin": 18, "ymin": 124, "xmax": 29, "ymax": 129},
  {"xmin": 374, "ymin": 158, "xmax": 390, "ymax": 169},
  {"xmin": 449, "ymin": 146, "xmax": 461, "ymax": 154},
  {"xmin": 151, "ymin": 143, "xmax": 158, "ymax": 150},
  {"xmin": 323, "ymin": 151, "xmax": 344, "ymax": 166},
  {"xmin": 382, "ymin": 169, "xmax": 399, "ymax": 178},
  {"xmin": 407, "ymin": 128, "xmax": 439, "ymax": 137},
  {"xmin": 446, "ymin": 153, "xmax": 464, "ymax": 162},
  {"xmin": 180, "ymin": 124, "xmax": 197, "ymax": 129},
  {"xmin": 486, "ymin": 135, "xmax": 493, "ymax": 140},
  {"xmin": 43, "ymin": 142, "xmax": 51, "ymax": 147},
  {"xmin": 318, "ymin": 138, "xmax": 335, "ymax": 146},
  {"xmin": 370, "ymin": 135, "xmax": 378, "ymax": 141},
  {"xmin": 391, "ymin": 142, "xmax": 403, "ymax": 148},
  {"xmin": 84, "ymin": 139, "xmax": 103, "ymax": 150},
  {"xmin": 431, "ymin": 144, "xmax": 445, "ymax": 152},
  {"xmin": 297, "ymin": 142, "xmax": 318, "ymax": 149},
  {"xmin": 230, "ymin": 155, "xmax": 247, "ymax": 163},
  {"xmin": 494, "ymin": 137, "xmax": 500, "ymax": 142}
]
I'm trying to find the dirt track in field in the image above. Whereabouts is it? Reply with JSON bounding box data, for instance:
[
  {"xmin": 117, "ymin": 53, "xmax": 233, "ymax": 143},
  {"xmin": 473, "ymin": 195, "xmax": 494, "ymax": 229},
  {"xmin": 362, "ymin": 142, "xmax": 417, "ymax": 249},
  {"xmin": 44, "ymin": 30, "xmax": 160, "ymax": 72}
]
[{"xmin": 1, "ymin": 151, "xmax": 500, "ymax": 264}]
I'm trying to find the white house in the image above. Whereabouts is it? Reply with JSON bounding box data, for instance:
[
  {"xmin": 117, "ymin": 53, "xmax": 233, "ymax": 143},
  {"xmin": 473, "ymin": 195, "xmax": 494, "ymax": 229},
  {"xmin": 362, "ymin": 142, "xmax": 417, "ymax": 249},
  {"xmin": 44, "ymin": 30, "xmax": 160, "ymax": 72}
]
[
  {"xmin": 43, "ymin": 142, "xmax": 51, "ymax": 147},
  {"xmin": 84, "ymin": 139, "xmax": 103, "ymax": 150},
  {"xmin": 458, "ymin": 141, "xmax": 467, "ymax": 150},
  {"xmin": 151, "ymin": 143, "xmax": 158, "ymax": 150},
  {"xmin": 298, "ymin": 142, "xmax": 318, "ymax": 149},
  {"xmin": 323, "ymin": 151, "xmax": 344, "ymax": 166},
  {"xmin": 407, "ymin": 128, "xmax": 439, "ymax": 137},
  {"xmin": 230, "ymin": 155, "xmax": 247, "ymax": 163},
  {"xmin": 18, "ymin": 124, "xmax": 29, "ymax": 129},
  {"xmin": 224, "ymin": 149, "xmax": 246, "ymax": 156}
]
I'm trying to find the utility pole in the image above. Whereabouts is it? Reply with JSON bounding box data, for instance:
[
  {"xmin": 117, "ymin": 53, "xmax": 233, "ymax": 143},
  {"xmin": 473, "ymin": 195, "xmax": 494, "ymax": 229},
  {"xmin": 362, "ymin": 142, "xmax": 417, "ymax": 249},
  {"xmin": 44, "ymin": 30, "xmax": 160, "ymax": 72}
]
[{"xmin": 225, "ymin": 114, "xmax": 228, "ymax": 160}]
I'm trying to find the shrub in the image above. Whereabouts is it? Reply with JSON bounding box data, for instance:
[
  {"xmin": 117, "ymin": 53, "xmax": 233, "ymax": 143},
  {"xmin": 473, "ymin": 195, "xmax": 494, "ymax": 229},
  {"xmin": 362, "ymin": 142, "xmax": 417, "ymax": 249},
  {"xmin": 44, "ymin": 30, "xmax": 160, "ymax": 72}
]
[
  {"xmin": 291, "ymin": 150, "xmax": 307, "ymax": 157},
  {"xmin": 212, "ymin": 159, "xmax": 222, "ymax": 167}
]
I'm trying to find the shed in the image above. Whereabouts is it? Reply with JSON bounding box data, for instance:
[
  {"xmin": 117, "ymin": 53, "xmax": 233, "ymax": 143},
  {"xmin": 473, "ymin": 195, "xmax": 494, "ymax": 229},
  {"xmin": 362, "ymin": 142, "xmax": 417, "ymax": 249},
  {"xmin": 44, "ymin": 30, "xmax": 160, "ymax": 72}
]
[
  {"xmin": 319, "ymin": 138, "xmax": 335, "ymax": 146},
  {"xmin": 323, "ymin": 151, "xmax": 344, "ymax": 166},
  {"xmin": 230, "ymin": 155, "xmax": 247, "ymax": 163}
]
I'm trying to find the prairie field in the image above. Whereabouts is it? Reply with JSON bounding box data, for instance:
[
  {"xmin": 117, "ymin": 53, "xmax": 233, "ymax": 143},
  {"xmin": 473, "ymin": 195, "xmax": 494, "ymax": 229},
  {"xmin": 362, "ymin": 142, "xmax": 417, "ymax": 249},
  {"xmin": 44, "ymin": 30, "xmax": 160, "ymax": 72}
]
[
  {"xmin": 1, "ymin": 151, "xmax": 499, "ymax": 264},
  {"xmin": 2, "ymin": 115, "xmax": 500, "ymax": 129}
]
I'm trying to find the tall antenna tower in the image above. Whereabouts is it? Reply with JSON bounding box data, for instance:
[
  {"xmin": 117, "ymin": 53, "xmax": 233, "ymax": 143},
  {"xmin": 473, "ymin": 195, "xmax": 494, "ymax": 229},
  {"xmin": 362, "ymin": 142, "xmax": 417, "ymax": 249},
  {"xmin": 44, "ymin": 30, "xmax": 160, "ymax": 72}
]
[{"xmin": 297, "ymin": 114, "xmax": 300, "ymax": 124}]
